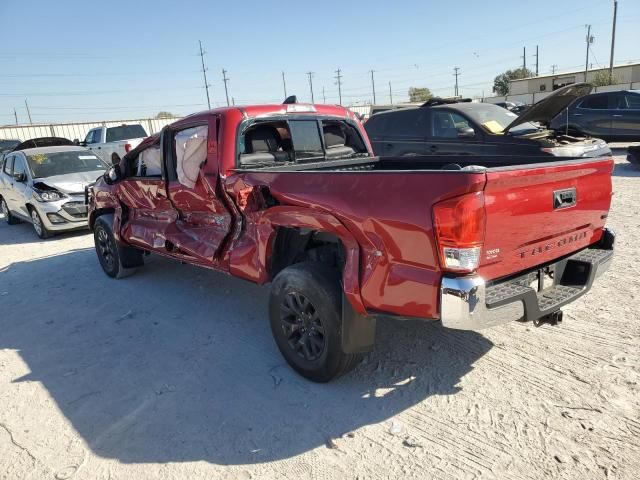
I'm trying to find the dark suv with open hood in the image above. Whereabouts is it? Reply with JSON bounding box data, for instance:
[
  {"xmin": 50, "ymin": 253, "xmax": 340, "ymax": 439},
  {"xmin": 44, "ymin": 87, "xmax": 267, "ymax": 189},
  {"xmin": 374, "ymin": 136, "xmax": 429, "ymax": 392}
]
[{"xmin": 365, "ymin": 84, "xmax": 611, "ymax": 161}]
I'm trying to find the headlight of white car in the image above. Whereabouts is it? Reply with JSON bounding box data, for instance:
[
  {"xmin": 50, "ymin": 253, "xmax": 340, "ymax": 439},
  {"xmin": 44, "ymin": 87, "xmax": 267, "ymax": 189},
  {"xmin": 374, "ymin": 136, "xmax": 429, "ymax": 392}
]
[{"xmin": 34, "ymin": 189, "xmax": 66, "ymax": 202}]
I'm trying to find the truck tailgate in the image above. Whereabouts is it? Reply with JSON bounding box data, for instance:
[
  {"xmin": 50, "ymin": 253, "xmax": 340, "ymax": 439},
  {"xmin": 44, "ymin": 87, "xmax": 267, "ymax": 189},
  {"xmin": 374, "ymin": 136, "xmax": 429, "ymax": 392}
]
[{"xmin": 478, "ymin": 158, "xmax": 613, "ymax": 281}]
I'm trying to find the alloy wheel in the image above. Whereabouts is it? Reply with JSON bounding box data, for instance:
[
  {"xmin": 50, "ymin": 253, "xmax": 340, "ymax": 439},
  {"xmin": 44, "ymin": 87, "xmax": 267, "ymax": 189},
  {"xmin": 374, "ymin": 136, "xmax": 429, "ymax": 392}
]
[
  {"xmin": 96, "ymin": 228, "xmax": 115, "ymax": 271},
  {"xmin": 31, "ymin": 209, "xmax": 42, "ymax": 236},
  {"xmin": 280, "ymin": 291, "xmax": 326, "ymax": 361}
]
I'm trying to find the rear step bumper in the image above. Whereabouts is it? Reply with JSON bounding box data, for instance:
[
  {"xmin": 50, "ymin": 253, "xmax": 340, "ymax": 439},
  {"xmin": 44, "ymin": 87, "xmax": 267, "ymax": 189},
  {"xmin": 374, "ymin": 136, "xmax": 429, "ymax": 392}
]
[{"xmin": 440, "ymin": 229, "xmax": 615, "ymax": 331}]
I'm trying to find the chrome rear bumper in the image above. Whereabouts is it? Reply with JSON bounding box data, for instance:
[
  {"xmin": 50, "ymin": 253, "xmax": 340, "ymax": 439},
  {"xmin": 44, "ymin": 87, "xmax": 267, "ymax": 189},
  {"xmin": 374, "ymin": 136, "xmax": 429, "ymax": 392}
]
[{"xmin": 440, "ymin": 232, "xmax": 614, "ymax": 331}]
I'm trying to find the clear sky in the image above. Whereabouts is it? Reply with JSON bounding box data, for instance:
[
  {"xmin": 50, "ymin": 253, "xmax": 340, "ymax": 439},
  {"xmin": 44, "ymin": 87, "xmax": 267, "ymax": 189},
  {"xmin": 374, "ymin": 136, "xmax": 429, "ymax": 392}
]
[{"xmin": 0, "ymin": 0, "xmax": 638, "ymax": 124}]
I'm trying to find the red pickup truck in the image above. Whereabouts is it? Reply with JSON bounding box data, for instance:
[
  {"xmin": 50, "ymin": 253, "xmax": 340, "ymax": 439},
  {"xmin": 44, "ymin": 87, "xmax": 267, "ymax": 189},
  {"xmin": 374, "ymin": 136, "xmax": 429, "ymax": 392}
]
[{"xmin": 88, "ymin": 101, "xmax": 615, "ymax": 382}]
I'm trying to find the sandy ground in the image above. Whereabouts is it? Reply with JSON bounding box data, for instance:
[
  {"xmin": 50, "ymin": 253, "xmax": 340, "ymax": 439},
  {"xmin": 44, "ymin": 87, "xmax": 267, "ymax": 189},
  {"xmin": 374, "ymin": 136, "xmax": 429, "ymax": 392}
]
[{"xmin": 1, "ymin": 148, "xmax": 639, "ymax": 480}]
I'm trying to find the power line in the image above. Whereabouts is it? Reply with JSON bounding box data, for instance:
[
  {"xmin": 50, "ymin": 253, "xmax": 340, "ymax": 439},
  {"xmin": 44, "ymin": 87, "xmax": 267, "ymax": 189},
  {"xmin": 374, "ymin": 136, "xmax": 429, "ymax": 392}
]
[
  {"xmin": 198, "ymin": 40, "xmax": 211, "ymax": 110},
  {"xmin": 369, "ymin": 70, "xmax": 376, "ymax": 104},
  {"xmin": 335, "ymin": 69, "xmax": 343, "ymax": 105},
  {"xmin": 306, "ymin": 72, "xmax": 315, "ymax": 103},
  {"xmin": 222, "ymin": 69, "xmax": 230, "ymax": 106},
  {"xmin": 282, "ymin": 71, "xmax": 287, "ymax": 98},
  {"xmin": 453, "ymin": 67, "xmax": 460, "ymax": 97}
]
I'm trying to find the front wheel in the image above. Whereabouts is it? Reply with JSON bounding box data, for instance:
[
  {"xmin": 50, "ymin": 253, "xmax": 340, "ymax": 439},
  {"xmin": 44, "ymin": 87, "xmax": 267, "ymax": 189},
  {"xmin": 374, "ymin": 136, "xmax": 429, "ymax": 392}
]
[
  {"xmin": 93, "ymin": 217, "xmax": 142, "ymax": 278},
  {"xmin": 269, "ymin": 262, "xmax": 362, "ymax": 382},
  {"xmin": 30, "ymin": 207, "xmax": 51, "ymax": 239}
]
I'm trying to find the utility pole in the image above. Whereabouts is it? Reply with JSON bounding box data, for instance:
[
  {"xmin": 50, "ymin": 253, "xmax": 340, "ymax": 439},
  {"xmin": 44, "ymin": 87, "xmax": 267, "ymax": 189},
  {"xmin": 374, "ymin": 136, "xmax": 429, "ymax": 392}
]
[
  {"xmin": 534, "ymin": 45, "xmax": 539, "ymax": 76},
  {"xmin": 221, "ymin": 69, "xmax": 230, "ymax": 106},
  {"xmin": 389, "ymin": 81, "xmax": 393, "ymax": 104},
  {"xmin": 369, "ymin": 70, "xmax": 377, "ymax": 104},
  {"xmin": 281, "ymin": 71, "xmax": 287, "ymax": 98},
  {"xmin": 13, "ymin": 108, "xmax": 18, "ymax": 125},
  {"xmin": 334, "ymin": 69, "xmax": 343, "ymax": 105},
  {"xmin": 585, "ymin": 25, "xmax": 593, "ymax": 82},
  {"xmin": 322, "ymin": 86, "xmax": 326, "ymax": 104},
  {"xmin": 24, "ymin": 99, "xmax": 32, "ymax": 124},
  {"xmin": 198, "ymin": 40, "xmax": 211, "ymax": 110},
  {"xmin": 551, "ymin": 64, "xmax": 558, "ymax": 75},
  {"xmin": 453, "ymin": 67, "xmax": 460, "ymax": 97},
  {"xmin": 522, "ymin": 46, "xmax": 527, "ymax": 71},
  {"xmin": 609, "ymin": 0, "xmax": 618, "ymax": 79},
  {"xmin": 306, "ymin": 72, "xmax": 315, "ymax": 103}
]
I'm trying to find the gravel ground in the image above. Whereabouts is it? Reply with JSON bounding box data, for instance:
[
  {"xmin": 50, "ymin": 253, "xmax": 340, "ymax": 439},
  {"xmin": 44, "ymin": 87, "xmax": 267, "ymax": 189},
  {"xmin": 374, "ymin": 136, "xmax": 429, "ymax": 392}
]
[{"xmin": 1, "ymin": 149, "xmax": 639, "ymax": 480}]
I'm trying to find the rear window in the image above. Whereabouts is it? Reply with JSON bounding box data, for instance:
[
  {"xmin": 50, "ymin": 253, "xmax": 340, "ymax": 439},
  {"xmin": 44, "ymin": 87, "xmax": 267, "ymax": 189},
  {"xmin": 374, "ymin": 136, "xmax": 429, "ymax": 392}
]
[
  {"xmin": 106, "ymin": 125, "xmax": 147, "ymax": 142},
  {"xmin": 288, "ymin": 120, "xmax": 324, "ymax": 160}
]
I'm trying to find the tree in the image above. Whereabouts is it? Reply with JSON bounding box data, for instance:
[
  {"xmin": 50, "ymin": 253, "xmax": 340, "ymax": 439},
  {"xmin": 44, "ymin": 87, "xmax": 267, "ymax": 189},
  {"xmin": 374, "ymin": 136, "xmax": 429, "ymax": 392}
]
[
  {"xmin": 155, "ymin": 111, "xmax": 175, "ymax": 119},
  {"xmin": 592, "ymin": 69, "xmax": 618, "ymax": 87},
  {"xmin": 408, "ymin": 87, "xmax": 433, "ymax": 103},
  {"xmin": 492, "ymin": 68, "xmax": 534, "ymax": 96}
]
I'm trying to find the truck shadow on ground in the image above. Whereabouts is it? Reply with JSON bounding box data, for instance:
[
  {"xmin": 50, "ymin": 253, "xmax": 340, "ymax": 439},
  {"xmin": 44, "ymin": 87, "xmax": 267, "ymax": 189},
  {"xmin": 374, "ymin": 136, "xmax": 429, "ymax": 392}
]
[{"xmin": 0, "ymin": 248, "xmax": 493, "ymax": 465}]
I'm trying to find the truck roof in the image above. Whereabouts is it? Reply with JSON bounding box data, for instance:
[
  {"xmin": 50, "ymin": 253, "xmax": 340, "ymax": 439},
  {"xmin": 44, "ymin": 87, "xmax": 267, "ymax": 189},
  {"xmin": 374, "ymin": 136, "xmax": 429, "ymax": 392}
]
[{"xmin": 184, "ymin": 103, "xmax": 354, "ymax": 120}]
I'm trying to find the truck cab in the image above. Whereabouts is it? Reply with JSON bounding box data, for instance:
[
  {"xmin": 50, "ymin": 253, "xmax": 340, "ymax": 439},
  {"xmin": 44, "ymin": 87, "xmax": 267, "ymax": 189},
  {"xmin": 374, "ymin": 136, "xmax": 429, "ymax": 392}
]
[{"xmin": 82, "ymin": 124, "xmax": 148, "ymax": 165}]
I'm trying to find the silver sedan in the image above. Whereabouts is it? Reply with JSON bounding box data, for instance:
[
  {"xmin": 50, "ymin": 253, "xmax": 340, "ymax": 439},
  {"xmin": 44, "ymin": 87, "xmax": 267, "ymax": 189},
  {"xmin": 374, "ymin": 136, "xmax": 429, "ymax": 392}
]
[{"xmin": 0, "ymin": 142, "xmax": 107, "ymax": 238}]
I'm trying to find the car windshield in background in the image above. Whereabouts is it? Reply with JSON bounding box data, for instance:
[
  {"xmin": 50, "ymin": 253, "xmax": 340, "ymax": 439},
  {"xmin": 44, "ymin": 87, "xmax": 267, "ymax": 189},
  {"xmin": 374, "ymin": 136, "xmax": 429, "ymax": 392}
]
[
  {"xmin": 26, "ymin": 150, "xmax": 107, "ymax": 178},
  {"xmin": 106, "ymin": 125, "xmax": 147, "ymax": 142},
  {"xmin": 456, "ymin": 104, "xmax": 539, "ymax": 135}
]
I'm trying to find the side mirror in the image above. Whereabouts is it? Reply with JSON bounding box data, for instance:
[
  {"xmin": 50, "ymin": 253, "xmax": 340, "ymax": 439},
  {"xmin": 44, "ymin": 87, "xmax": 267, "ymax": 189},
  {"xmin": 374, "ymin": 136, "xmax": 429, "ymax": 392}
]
[
  {"xmin": 103, "ymin": 164, "xmax": 122, "ymax": 185},
  {"xmin": 14, "ymin": 172, "xmax": 27, "ymax": 183},
  {"xmin": 458, "ymin": 127, "xmax": 476, "ymax": 138},
  {"xmin": 73, "ymin": 138, "xmax": 80, "ymax": 145},
  {"xmin": 111, "ymin": 152, "xmax": 121, "ymax": 165}
]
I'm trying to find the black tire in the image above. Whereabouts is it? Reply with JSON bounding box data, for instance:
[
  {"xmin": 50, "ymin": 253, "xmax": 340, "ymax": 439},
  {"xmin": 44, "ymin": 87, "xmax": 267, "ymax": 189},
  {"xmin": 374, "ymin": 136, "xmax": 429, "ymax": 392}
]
[
  {"xmin": 28, "ymin": 206, "xmax": 52, "ymax": 239},
  {"xmin": 1, "ymin": 197, "xmax": 20, "ymax": 225},
  {"xmin": 93, "ymin": 217, "xmax": 142, "ymax": 279},
  {"xmin": 269, "ymin": 262, "xmax": 362, "ymax": 382}
]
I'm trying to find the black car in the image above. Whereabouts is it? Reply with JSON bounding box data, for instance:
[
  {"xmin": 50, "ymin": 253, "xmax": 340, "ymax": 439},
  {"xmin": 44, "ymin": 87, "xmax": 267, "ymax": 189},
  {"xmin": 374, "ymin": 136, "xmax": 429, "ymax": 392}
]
[
  {"xmin": 365, "ymin": 84, "xmax": 610, "ymax": 160},
  {"xmin": 549, "ymin": 90, "xmax": 640, "ymax": 141},
  {"xmin": 628, "ymin": 145, "xmax": 640, "ymax": 169}
]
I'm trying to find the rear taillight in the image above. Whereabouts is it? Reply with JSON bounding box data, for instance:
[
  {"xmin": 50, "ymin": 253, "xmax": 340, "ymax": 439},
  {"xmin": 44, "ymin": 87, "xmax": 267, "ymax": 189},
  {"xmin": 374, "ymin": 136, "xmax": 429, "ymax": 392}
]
[
  {"xmin": 432, "ymin": 191, "xmax": 486, "ymax": 273},
  {"xmin": 124, "ymin": 143, "xmax": 132, "ymax": 153}
]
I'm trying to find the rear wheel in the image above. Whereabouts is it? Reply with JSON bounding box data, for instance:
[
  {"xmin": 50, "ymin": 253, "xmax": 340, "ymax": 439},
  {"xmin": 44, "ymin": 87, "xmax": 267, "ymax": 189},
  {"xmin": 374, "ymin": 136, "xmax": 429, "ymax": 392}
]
[
  {"xmin": 269, "ymin": 262, "xmax": 362, "ymax": 382},
  {"xmin": 29, "ymin": 207, "xmax": 51, "ymax": 239},
  {"xmin": 1, "ymin": 197, "xmax": 19, "ymax": 225},
  {"xmin": 94, "ymin": 217, "xmax": 142, "ymax": 278}
]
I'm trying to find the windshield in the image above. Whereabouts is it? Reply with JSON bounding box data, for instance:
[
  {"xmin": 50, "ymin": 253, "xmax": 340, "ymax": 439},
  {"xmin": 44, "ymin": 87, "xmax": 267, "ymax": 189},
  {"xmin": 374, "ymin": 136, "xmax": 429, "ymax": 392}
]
[
  {"xmin": 106, "ymin": 125, "xmax": 147, "ymax": 142},
  {"xmin": 454, "ymin": 103, "xmax": 539, "ymax": 135},
  {"xmin": 0, "ymin": 139, "xmax": 20, "ymax": 150},
  {"xmin": 26, "ymin": 150, "xmax": 107, "ymax": 178}
]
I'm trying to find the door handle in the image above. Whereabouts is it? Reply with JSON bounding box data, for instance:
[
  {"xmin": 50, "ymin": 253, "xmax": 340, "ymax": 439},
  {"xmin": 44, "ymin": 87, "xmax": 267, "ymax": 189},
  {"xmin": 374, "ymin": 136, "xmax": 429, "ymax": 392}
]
[
  {"xmin": 97, "ymin": 146, "xmax": 102, "ymax": 149},
  {"xmin": 385, "ymin": 143, "xmax": 393, "ymax": 148},
  {"xmin": 572, "ymin": 113, "xmax": 582, "ymax": 116},
  {"xmin": 612, "ymin": 114, "xmax": 622, "ymax": 118},
  {"xmin": 429, "ymin": 145, "xmax": 438, "ymax": 153}
]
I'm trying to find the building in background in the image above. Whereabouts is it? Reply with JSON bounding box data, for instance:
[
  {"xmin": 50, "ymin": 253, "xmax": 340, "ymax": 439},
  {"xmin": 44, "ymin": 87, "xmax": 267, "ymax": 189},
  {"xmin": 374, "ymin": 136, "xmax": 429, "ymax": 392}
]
[{"xmin": 509, "ymin": 62, "xmax": 640, "ymax": 95}]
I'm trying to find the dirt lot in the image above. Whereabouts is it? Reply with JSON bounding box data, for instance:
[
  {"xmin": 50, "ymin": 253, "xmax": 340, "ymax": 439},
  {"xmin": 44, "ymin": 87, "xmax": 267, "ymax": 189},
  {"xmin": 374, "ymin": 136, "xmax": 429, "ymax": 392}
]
[{"xmin": 1, "ymin": 149, "xmax": 639, "ymax": 480}]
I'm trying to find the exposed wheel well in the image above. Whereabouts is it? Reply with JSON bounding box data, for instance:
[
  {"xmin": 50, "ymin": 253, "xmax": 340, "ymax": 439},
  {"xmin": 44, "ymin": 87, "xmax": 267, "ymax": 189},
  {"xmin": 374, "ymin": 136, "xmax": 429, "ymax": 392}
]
[
  {"xmin": 269, "ymin": 227, "xmax": 346, "ymax": 279},
  {"xmin": 89, "ymin": 208, "xmax": 115, "ymax": 230}
]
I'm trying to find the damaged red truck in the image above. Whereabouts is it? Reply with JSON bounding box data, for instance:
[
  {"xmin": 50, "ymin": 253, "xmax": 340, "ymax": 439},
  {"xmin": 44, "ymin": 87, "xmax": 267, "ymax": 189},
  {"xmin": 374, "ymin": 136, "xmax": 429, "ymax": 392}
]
[{"xmin": 87, "ymin": 101, "xmax": 615, "ymax": 382}]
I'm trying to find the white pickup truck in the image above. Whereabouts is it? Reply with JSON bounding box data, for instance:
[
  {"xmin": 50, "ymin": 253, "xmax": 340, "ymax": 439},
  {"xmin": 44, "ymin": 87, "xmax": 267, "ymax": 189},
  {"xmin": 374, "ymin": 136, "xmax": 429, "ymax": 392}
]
[{"xmin": 80, "ymin": 124, "xmax": 148, "ymax": 164}]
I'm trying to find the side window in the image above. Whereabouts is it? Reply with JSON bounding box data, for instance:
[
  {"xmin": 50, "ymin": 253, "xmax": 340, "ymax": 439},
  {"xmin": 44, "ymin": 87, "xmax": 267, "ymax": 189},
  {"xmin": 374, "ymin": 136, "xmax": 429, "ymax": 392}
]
[
  {"xmin": 612, "ymin": 95, "xmax": 628, "ymax": 110},
  {"xmin": 578, "ymin": 95, "xmax": 609, "ymax": 110},
  {"xmin": 3, "ymin": 155, "xmax": 14, "ymax": 175},
  {"xmin": 174, "ymin": 125, "xmax": 208, "ymax": 188},
  {"xmin": 84, "ymin": 129, "xmax": 98, "ymax": 144},
  {"xmin": 134, "ymin": 146, "xmax": 162, "ymax": 177},
  {"xmin": 625, "ymin": 94, "xmax": 640, "ymax": 109},
  {"xmin": 431, "ymin": 111, "xmax": 471, "ymax": 139},
  {"xmin": 12, "ymin": 156, "xmax": 27, "ymax": 178},
  {"xmin": 388, "ymin": 109, "xmax": 429, "ymax": 138},
  {"xmin": 364, "ymin": 114, "xmax": 388, "ymax": 139}
]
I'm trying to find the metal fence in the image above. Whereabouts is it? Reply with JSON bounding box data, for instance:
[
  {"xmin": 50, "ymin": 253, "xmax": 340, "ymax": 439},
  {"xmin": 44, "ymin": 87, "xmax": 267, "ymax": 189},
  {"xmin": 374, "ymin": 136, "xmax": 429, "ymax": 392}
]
[{"xmin": 0, "ymin": 117, "xmax": 182, "ymax": 142}]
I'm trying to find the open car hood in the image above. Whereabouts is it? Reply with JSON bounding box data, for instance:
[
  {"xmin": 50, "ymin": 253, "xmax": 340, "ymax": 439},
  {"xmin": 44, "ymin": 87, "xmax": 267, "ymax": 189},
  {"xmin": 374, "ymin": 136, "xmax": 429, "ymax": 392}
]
[{"xmin": 504, "ymin": 83, "xmax": 592, "ymax": 133}]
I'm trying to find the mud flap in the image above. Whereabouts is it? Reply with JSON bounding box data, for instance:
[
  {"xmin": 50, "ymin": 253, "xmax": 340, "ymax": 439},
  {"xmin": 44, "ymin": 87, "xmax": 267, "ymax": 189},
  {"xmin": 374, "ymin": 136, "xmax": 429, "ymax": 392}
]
[{"xmin": 341, "ymin": 293, "xmax": 376, "ymax": 354}]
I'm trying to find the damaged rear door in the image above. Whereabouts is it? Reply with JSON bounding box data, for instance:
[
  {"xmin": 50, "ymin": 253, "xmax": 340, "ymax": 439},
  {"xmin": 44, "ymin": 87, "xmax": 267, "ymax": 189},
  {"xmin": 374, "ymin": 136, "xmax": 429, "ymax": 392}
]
[{"xmin": 162, "ymin": 116, "xmax": 233, "ymax": 264}]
